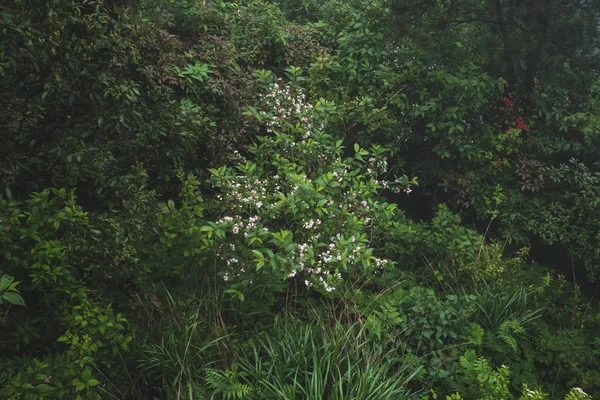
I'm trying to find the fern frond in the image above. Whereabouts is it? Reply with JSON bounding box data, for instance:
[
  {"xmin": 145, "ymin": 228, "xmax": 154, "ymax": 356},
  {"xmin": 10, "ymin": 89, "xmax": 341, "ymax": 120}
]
[{"xmin": 203, "ymin": 368, "xmax": 252, "ymax": 400}]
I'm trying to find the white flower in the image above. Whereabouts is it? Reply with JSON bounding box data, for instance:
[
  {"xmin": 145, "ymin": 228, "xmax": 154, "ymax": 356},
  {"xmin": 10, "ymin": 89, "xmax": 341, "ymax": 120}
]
[{"xmin": 304, "ymin": 220, "xmax": 314, "ymax": 229}]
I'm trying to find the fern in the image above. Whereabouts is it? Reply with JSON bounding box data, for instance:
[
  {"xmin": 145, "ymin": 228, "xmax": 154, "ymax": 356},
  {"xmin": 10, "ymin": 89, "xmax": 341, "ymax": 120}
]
[
  {"xmin": 497, "ymin": 319, "xmax": 525, "ymax": 352},
  {"xmin": 204, "ymin": 368, "xmax": 253, "ymax": 400},
  {"xmin": 455, "ymin": 350, "xmax": 511, "ymax": 400}
]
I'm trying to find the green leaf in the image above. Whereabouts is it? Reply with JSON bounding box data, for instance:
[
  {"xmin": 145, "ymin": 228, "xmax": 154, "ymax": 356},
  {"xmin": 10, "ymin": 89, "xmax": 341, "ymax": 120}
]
[
  {"xmin": 225, "ymin": 289, "xmax": 245, "ymax": 302},
  {"xmin": 81, "ymin": 367, "xmax": 92, "ymax": 382},
  {"xmin": 87, "ymin": 379, "xmax": 100, "ymax": 387},
  {"xmin": 247, "ymin": 106, "xmax": 262, "ymax": 121},
  {"xmin": 498, "ymin": 77, "xmax": 505, "ymax": 93},
  {"xmin": 251, "ymin": 249, "xmax": 264, "ymax": 260},
  {"xmin": 35, "ymin": 384, "xmax": 51, "ymax": 394},
  {"xmin": 2, "ymin": 292, "xmax": 25, "ymax": 306},
  {"xmin": 248, "ymin": 236, "xmax": 262, "ymax": 245},
  {"xmin": 0, "ymin": 275, "xmax": 14, "ymax": 292}
]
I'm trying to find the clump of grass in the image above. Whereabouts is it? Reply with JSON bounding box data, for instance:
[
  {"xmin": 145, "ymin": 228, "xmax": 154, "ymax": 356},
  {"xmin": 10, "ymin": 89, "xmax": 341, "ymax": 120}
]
[{"xmin": 204, "ymin": 317, "xmax": 419, "ymax": 400}]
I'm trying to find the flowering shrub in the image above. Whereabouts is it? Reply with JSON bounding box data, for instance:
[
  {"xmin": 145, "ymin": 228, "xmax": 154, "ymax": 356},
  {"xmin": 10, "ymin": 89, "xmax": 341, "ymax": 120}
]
[{"xmin": 206, "ymin": 76, "xmax": 415, "ymax": 296}]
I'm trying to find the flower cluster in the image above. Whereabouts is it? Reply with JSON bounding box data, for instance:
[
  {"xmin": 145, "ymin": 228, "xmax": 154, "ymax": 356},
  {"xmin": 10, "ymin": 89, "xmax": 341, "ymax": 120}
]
[
  {"xmin": 208, "ymin": 77, "xmax": 400, "ymax": 295},
  {"xmin": 285, "ymin": 231, "xmax": 392, "ymax": 293},
  {"xmin": 572, "ymin": 387, "xmax": 588, "ymax": 397},
  {"xmin": 214, "ymin": 175, "xmax": 275, "ymax": 214},
  {"xmin": 259, "ymin": 80, "xmax": 323, "ymax": 135},
  {"xmin": 303, "ymin": 219, "xmax": 321, "ymax": 229},
  {"xmin": 502, "ymin": 96, "xmax": 513, "ymax": 111},
  {"xmin": 515, "ymin": 116, "xmax": 530, "ymax": 131},
  {"xmin": 381, "ymin": 176, "xmax": 415, "ymax": 194}
]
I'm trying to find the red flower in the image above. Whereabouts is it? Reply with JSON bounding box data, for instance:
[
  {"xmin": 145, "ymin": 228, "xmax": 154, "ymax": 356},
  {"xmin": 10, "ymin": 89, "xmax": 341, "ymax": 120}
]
[
  {"xmin": 497, "ymin": 157, "xmax": 502, "ymax": 165},
  {"xmin": 502, "ymin": 96, "xmax": 513, "ymax": 112},
  {"xmin": 516, "ymin": 116, "xmax": 530, "ymax": 131}
]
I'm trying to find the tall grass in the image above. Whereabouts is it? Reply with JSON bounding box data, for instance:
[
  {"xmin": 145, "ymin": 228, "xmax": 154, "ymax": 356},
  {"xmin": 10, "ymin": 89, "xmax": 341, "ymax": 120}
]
[
  {"xmin": 205, "ymin": 317, "xmax": 419, "ymax": 400},
  {"xmin": 470, "ymin": 280, "xmax": 544, "ymax": 332}
]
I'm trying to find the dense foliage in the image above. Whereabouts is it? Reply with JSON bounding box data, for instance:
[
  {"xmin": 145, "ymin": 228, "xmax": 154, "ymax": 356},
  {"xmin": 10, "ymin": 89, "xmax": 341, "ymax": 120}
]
[{"xmin": 1, "ymin": 0, "xmax": 599, "ymax": 398}]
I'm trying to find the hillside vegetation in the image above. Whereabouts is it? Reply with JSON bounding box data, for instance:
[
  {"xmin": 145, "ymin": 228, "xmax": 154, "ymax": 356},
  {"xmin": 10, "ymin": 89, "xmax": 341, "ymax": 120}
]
[{"xmin": 1, "ymin": 0, "xmax": 600, "ymax": 398}]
